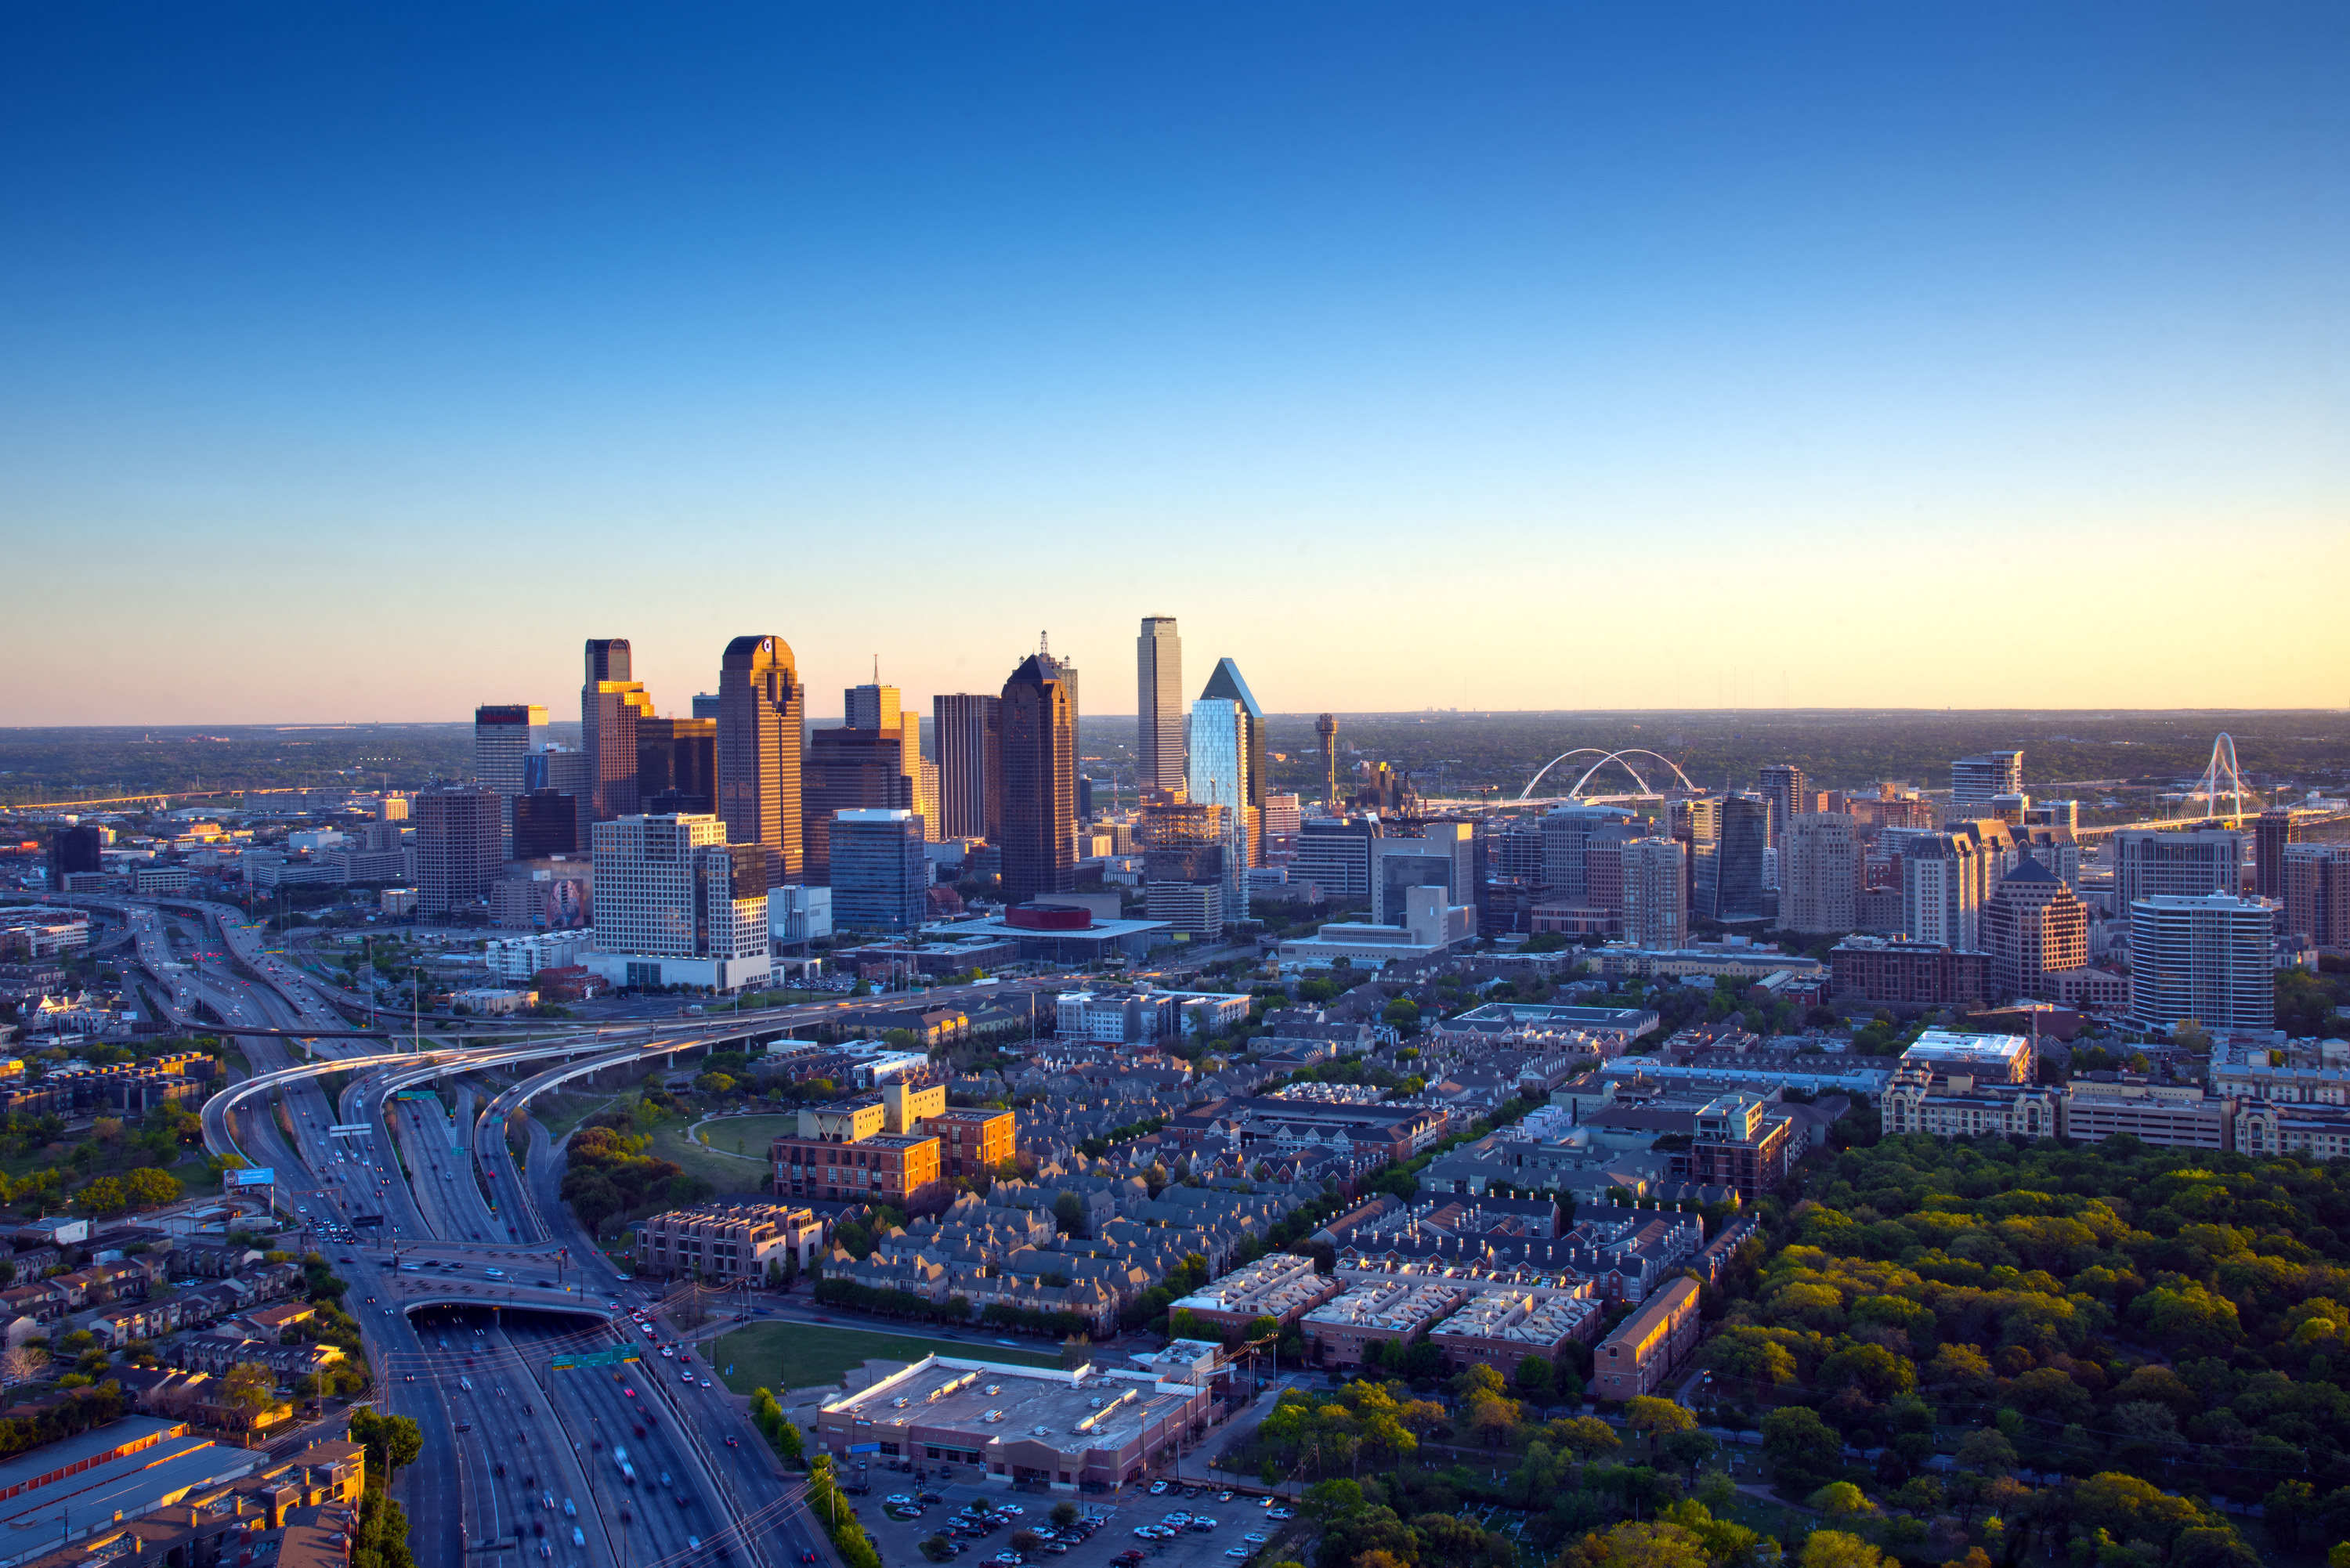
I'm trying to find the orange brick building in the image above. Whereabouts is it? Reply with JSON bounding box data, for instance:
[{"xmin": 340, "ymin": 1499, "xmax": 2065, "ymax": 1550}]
[
  {"xmin": 1592, "ymin": 1277, "xmax": 1701, "ymax": 1402},
  {"xmin": 924, "ymin": 1107, "xmax": 1015, "ymax": 1179}
]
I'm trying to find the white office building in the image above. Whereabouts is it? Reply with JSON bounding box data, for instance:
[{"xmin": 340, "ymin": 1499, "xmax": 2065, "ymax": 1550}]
[{"xmin": 588, "ymin": 814, "xmax": 771, "ymax": 993}]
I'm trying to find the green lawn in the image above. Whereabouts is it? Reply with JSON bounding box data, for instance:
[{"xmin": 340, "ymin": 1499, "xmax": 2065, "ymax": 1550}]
[
  {"xmin": 710, "ymin": 1322, "xmax": 1061, "ymax": 1397},
  {"xmin": 692, "ymin": 1114, "xmax": 799, "ymax": 1156},
  {"xmin": 644, "ymin": 1118, "xmax": 768, "ymax": 1193}
]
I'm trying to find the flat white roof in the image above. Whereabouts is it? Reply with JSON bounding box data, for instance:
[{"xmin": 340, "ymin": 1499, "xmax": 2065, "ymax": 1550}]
[{"xmin": 1904, "ymin": 1029, "xmax": 2029, "ymax": 1064}]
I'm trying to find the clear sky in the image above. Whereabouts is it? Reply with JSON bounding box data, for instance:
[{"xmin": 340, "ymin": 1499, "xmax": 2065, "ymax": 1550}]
[{"xmin": 2, "ymin": 3, "xmax": 2344, "ymax": 724}]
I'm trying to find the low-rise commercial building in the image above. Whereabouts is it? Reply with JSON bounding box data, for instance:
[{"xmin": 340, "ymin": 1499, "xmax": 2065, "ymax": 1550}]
[
  {"xmin": 814, "ymin": 1353, "xmax": 1209, "ymax": 1490},
  {"xmin": 1828, "ymin": 938, "xmax": 1991, "ymax": 1012}
]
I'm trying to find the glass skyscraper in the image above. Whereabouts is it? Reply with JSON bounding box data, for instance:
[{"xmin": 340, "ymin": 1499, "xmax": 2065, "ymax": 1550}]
[
  {"xmin": 997, "ymin": 654, "xmax": 1075, "ymax": 905},
  {"xmin": 1186, "ymin": 697, "xmax": 1250, "ymax": 923},
  {"xmin": 716, "ymin": 634, "xmax": 807, "ymax": 883}
]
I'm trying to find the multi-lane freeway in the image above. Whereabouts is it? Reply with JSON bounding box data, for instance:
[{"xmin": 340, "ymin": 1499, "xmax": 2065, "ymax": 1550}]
[{"xmin": 38, "ymin": 894, "xmax": 870, "ymax": 1568}]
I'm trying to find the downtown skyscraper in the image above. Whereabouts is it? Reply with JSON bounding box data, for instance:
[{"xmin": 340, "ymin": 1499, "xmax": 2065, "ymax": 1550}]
[
  {"xmin": 997, "ymin": 654, "xmax": 1075, "ymax": 905},
  {"xmin": 582, "ymin": 638, "xmax": 656, "ymax": 822},
  {"xmin": 933, "ymin": 693, "xmax": 1002, "ymax": 841},
  {"xmin": 716, "ymin": 634, "xmax": 806, "ymax": 883},
  {"xmin": 1186, "ymin": 695, "xmax": 1252, "ymax": 922},
  {"xmin": 1136, "ymin": 616, "xmax": 1184, "ymax": 793}
]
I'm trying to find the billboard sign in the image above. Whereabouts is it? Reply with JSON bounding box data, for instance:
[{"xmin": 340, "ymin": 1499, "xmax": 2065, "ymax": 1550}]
[
  {"xmin": 544, "ymin": 877, "xmax": 591, "ymax": 931},
  {"xmin": 226, "ymin": 1168, "xmax": 275, "ymax": 1188}
]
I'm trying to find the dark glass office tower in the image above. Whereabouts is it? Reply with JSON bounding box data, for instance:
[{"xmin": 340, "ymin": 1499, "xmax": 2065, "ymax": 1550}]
[
  {"xmin": 933, "ymin": 694, "xmax": 1003, "ymax": 841},
  {"xmin": 802, "ymin": 728, "xmax": 915, "ymax": 883},
  {"xmin": 996, "ymin": 654, "xmax": 1074, "ymax": 905},
  {"xmin": 638, "ymin": 717, "xmax": 718, "ymax": 815},
  {"xmin": 717, "ymin": 634, "xmax": 807, "ymax": 883},
  {"xmin": 1198, "ymin": 658, "xmax": 1267, "ymax": 811},
  {"xmin": 1690, "ymin": 792, "xmax": 1770, "ymax": 920},
  {"xmin": 582, "ymin": 638, "xmax": 654, "ymax": 822}
]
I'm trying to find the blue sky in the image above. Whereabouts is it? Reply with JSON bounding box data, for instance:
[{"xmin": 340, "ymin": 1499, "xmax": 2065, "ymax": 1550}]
[{"xmin": 3, "ymin": 3, "xmax": 2344, "ymax": 722}]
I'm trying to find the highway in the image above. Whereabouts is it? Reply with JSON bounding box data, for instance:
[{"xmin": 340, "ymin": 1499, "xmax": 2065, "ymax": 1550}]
[{"xmin": 39, "ymin": 892, "xmax": 1081, "ymax": 1568}]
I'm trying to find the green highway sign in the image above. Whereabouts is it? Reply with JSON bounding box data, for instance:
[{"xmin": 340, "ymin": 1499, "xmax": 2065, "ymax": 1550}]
[{"xmin": 550, "ymin": 1346, "xmax": 642, "ymax": 1371}]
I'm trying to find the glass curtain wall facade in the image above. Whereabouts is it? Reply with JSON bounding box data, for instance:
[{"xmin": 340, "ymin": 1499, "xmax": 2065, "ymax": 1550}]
[
  {"xmin": 1186, "ymin": 697, "xmax": 1251, "ymax": 922},
  {"xmin": 717, "ymin": 634, "xmax": 807, "ymax": 883},
  {"xmin": 997, "ymin": 656, "xmax": 1075, "ymax": 905}
]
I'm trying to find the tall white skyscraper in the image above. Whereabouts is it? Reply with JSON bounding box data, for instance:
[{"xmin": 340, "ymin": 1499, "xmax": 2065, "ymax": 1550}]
[
  {"xmin": 1137, "ymin": 616, "xmax": 1185, "ymax": 793},
  {"xmin": 1186, "ymin": 696, "xmax": 1250, "ymax": 922}
]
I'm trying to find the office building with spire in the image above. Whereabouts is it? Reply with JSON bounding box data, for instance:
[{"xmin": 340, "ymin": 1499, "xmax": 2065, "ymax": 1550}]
[
  {"xmin": 933, "ymin": 694, "xmax": 1003, "ymax": 841},
  {"xmin": 582, "ymin": 639, "xmax": 656, "ymax": 823},
  {"xmin": 997, "ymin": 654, "xmax": 1075, "ymax": 905},
  {"xmin": 716, "ymin": 634, "xmax": 806, "ymax": 883},
  {"xmin": 1137, "ymin": 616, "xmax": 1185, "ymax": 794}
]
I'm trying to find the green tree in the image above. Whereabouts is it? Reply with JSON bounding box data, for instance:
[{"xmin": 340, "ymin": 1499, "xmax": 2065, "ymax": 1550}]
[
  {"xmin": 1625, "ymin": 1396, "xmax": 1696, "ymax": 1434},
  {"xmin": 122, "ymin": 1167, "xmax": 181, "ymax": 1208},
  {"xmin": 1799, "ymin": 1530, "xmax": 1887, "ymax": 1568},
  {"xmin": 1808, "ymin": 1482, "xmax": 1873, "ymax": 1519},
  {"xmin": 1761, "ymin": 1406, "xmax": 1842, "ymax": 1494},
  {"xmin": 1513, "ymin": 1354, "xmax": 1554, "ymax": 1399},
  {"xmin": 349, "ymin": 1407, "xmax": 424, "ymax": 1482}
]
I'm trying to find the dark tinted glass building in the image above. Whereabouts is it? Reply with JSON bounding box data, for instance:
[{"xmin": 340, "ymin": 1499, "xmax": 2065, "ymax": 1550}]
[
  {"xmin": 47, "ymin": 825, "xmax": 103, "ymax": 882},
  {"xmin": 802, "ymin": 728, "xmax": 915, "ymax": 884},
  {"xmin": 513, "ymin": 790, "xmax": 579, "ymax": 859},
  {"xmin": 996, "ymin": 654, "xmax": 1074, "ymax": 905},
  {"xmin": 933, "ymin": 694, "xmax": 1002, "ymax": 841},
  {"xmin": 638, "ymin": 717, "xmax": 718, "ymax": 815}
]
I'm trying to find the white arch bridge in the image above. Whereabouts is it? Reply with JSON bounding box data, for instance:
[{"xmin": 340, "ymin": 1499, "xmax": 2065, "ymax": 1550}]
[{"xmin": 1517, "ymin": 747, "xmax": 1702, "ymax": 803}]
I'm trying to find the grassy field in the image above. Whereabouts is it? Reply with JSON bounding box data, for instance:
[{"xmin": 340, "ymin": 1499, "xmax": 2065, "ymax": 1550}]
[
  {"xmin": 710, "ymin": 1321, "xmax": 1061, "ymax": 1397},
  {"xmin": 644, "ymin": 1118, "xmax": 768, "ymax": 1193},
  {"xmin": 692, "ymin": 1114, "xmax": 798, "ymax": 1156}
]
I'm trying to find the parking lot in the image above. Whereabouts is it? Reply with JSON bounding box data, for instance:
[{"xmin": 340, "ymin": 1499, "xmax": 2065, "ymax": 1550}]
[{"xmin": 845, "ymin": 1472, "xmax": 1303, "ymax": 1568}]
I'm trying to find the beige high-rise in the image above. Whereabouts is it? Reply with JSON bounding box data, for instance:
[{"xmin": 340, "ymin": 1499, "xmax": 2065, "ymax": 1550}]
[{"xmin": 1137, "ymin": 616, "xmax": 1185, "ymax": 793}]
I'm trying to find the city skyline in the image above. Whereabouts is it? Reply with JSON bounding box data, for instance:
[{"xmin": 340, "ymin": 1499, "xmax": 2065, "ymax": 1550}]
[{"xmin": 3, "ymin": 5, "xmax": 2345, "ymax": 723}]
